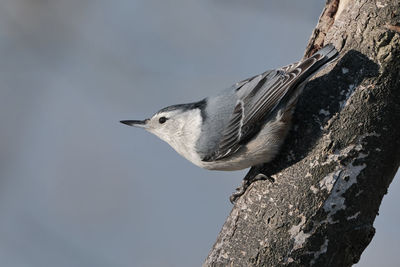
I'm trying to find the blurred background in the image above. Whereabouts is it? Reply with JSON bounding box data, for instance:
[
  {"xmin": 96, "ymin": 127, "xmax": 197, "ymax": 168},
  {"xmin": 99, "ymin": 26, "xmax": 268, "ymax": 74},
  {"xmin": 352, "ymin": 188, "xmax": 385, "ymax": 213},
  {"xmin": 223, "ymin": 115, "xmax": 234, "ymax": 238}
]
[{"xmin": 0, "ymin": 0, "xmax": 398, "ymax": 266}]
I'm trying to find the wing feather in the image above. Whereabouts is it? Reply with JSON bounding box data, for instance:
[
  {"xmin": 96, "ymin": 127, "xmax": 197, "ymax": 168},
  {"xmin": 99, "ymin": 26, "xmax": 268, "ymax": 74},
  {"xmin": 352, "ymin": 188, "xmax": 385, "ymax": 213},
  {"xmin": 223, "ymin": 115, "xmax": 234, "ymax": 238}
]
[{"xmin": 202, "ymin": 45, "xmax": 338, "ymax": 161}]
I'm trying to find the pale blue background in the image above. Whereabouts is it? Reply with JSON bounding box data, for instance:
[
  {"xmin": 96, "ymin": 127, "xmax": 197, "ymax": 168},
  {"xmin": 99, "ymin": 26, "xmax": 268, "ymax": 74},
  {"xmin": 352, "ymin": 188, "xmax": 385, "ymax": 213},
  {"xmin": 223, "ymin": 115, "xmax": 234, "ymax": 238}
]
[{"xmin": 0, "ymin": 0, "xmax": 398, "ymax": 266}]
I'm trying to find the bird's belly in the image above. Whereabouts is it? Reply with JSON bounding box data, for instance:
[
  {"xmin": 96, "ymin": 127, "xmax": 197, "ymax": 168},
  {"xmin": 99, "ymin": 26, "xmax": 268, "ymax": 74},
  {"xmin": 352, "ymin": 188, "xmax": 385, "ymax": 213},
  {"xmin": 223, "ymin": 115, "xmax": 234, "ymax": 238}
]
[{"xmin": 199, "ymin": 144, "xmax": 277, "ymax": 171}]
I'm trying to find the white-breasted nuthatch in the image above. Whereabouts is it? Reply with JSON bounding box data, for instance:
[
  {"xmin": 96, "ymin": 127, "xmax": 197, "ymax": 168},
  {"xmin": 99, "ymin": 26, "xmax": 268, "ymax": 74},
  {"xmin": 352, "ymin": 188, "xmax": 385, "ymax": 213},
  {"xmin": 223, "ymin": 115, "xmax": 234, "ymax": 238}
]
[{"xmin": 121, "ymin": 44, "xmax": 338, "ymax": 202}]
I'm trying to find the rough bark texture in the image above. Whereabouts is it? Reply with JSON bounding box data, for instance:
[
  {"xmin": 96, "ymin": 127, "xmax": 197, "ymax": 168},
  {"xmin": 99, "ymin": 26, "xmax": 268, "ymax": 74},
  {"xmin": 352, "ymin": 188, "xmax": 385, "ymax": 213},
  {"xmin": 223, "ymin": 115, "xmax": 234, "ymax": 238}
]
[{"xmin": 204, "ymin": 0, "xmax": 400, "ymax": 266}]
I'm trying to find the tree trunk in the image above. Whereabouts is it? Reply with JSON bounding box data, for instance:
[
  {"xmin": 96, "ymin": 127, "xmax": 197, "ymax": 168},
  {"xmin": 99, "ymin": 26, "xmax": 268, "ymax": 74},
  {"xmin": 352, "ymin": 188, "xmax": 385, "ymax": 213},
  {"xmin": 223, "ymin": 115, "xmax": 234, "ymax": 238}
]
[{"xmin": 204, "ymin": 0, "xmax": 400, "ymax": 266}]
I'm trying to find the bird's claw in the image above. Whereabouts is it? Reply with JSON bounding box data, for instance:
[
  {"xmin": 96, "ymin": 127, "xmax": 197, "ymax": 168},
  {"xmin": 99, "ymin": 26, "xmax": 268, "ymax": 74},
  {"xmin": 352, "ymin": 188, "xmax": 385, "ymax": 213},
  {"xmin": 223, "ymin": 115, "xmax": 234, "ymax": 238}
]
[{"xmin": 229, "ymin": 173, "xmax": 274, "ymax": 204}]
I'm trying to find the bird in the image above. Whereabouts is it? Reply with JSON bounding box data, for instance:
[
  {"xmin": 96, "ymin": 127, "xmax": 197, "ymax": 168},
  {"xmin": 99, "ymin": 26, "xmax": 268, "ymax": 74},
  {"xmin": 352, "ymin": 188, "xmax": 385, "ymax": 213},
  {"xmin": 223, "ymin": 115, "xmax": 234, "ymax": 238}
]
[{"xmin": 121, "ymin": 44, "xmax": 338, "ymax": 202}]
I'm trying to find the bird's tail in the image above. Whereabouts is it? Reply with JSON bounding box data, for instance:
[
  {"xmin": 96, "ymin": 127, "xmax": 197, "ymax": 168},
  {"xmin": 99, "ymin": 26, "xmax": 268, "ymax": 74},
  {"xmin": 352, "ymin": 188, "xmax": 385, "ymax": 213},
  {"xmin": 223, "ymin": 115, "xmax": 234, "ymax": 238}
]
[
  {"xmin": 294, "ymin": 44, "xmax": 339, "ymax": 84},
  {"xmin": 279, "ymin": 44, "xmax": 338, "ymax": 118}
]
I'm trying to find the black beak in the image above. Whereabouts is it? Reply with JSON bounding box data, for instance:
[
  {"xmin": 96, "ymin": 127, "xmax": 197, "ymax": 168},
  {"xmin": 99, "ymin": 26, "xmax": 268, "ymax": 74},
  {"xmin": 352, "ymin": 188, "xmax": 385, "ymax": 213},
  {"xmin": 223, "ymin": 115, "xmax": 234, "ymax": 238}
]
[{"xmin": 120, "ymin": 119, "xmax": 148, "ymax": 128}]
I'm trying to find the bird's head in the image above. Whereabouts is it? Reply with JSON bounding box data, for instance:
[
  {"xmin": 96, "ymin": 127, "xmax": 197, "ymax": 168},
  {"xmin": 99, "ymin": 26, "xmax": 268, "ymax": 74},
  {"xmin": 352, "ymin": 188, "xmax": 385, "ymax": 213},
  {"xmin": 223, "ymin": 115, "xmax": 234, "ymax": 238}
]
[{"xmin": 121, "ymin": 100, "xmax": 206, "ymax": 149}]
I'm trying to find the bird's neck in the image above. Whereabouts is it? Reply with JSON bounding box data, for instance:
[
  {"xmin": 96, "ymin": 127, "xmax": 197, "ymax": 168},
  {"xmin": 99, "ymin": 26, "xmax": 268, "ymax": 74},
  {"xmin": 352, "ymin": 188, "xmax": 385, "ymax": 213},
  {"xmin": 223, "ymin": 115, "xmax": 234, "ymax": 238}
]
[{"xmin": 164, "ymin": 109, "xmax": 204, "ymax": 166}]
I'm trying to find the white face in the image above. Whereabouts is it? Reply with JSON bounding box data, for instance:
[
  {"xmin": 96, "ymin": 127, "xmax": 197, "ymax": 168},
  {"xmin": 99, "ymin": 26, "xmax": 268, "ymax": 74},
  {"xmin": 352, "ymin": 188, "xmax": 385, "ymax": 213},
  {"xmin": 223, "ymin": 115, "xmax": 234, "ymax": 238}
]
[
  {"xmin": 145, "ymin": 110, "xmax": 183, "ymax": 143},
  {"xmin": 144, "ymin": 108, "xmax": 204, "ymax": 164}
]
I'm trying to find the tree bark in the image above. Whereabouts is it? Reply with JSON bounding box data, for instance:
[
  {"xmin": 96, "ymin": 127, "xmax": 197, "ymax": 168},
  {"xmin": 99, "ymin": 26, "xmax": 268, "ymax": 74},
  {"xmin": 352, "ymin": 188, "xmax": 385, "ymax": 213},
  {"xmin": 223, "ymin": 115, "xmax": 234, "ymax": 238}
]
[{"xmin": 204, "ymin": 0, "xmax": 400, "ymax": 266}]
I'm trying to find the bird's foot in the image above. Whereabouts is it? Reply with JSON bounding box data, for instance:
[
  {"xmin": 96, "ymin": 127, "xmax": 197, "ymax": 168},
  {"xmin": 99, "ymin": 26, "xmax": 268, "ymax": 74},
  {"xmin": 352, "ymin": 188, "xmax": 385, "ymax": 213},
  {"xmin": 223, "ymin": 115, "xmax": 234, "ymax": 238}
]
[{"xmin": 230, "ymin": 173, "xmax": 274, "ymax": 204}]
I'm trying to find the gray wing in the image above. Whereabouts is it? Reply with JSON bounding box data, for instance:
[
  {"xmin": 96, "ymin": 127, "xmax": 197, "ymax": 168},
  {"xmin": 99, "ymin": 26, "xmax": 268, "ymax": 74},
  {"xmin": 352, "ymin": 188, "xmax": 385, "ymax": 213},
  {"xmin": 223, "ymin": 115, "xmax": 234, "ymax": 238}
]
[{"xmin": 202, "ymin": 44, "xmax": 338, "ymax": 162}]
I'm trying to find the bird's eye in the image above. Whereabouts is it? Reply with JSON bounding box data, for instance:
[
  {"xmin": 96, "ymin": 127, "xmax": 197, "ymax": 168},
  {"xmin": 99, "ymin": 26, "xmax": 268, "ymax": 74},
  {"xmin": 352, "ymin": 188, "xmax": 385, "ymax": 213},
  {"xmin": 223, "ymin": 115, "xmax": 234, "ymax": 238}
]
[{"xmin": 158, "ymin": 117, "xmax": 167, "ymax": 124}]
